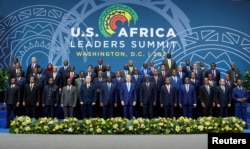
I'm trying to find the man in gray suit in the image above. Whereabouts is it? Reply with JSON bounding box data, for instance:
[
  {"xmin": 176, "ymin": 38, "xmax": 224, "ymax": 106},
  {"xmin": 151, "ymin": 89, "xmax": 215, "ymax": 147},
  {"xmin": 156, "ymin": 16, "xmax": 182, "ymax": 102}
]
[{"xmin": 61, "ymin": 78, "xmax": 77, "ymax": 118}]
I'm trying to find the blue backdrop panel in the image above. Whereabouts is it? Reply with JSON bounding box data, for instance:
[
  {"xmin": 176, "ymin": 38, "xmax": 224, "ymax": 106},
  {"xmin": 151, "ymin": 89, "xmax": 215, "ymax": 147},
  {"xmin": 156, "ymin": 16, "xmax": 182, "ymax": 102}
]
[{"xmin": 0, "ymin": 0, "xmax": 249, "ymax": 76}]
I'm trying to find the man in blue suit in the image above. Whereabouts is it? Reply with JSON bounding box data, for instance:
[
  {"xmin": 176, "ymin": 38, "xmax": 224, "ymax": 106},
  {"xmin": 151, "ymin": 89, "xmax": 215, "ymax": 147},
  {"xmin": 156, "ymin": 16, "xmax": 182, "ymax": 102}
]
[
  {"xmin": 80, "ymin": 76, "xmax": 97, "ymax": 118},
  {"xmin": 232, "ymin": 79, "xmax": 249, "ymax": 124},
  {"xmin": 120, "ymin": 74, "xmax": 137, "ymax": 119},
  {"xmin": 100, "ymin": 76, "xmax": 117, "ymax": 119},
  {"xmin": 179, "ymin": 77, "xmax": 197, "ymax": 118},
  {"xmin": 139, "ymin": 62, "xmax": 152, "ymax": 77}
]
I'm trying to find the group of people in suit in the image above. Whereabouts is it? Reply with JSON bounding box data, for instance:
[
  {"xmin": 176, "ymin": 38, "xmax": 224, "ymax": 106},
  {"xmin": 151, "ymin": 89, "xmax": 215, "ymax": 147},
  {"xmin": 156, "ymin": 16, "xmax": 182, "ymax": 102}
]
[{"xmin": 3, "ymin": 53, "xmax": 249, "ymax": 128}]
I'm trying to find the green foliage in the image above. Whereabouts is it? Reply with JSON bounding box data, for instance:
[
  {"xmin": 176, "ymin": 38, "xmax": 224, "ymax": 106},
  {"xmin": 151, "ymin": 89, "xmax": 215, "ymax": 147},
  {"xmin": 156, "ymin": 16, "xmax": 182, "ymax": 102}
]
[
  {"xmin": 0, "ymin": 69, "xmax": 8, "ymax": 91},
  {"xmin": 243, "ymin": 70, "xmax": 250, "ymax": 91},
  {"xmin": 9, "ymin": 116, "xmax": 246, "ymax": 134}
]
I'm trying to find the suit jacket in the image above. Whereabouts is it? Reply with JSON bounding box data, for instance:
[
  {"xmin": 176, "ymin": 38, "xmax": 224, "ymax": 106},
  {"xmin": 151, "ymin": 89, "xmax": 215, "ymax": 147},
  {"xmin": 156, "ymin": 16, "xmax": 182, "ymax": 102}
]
[
  {"xmin": 179, "ymin": 84, "xmax": 197, "ymax": 105},
  {"xmin": 61, "ymin": 85, "xmax": 77, "ymax": 106},
  {"xmin": 25, "ymin": 63, "xmax": 40, "ymax": 79},
  {"xmin": 158, "ymin": 70, "xmax": 171, "ymax": 78},
  {"xmin": 58, "ymin": 66, "xmax": 70, "ymax": 78},
  {"xmin": 42, "ymin": 85, "xmax": 59, "ymax": 105},
  {"xmin": 150, "ymin": 75, "xmax": 164, "ymax": 94},
  {"xmin": 139, "ymin": 68, "xmax": 152, "ymax": 77},
  {"xmin": 205, "ymin": 69, "xmax": 221, "ymax": 84},
  {"xmin": 199, "ymin": 85, "xmax": 215, "ymax": 106},
  {"xmin": 121, "ymin": 70, "xmax": 131, "ymax": 78},
  {"xmin": 4, "ymin": 85, "xmax": 20, "ymax": 104},
  {"xmin": 75, "ymin": 78, "xmax": 85, "ymax": 98},
  {"xmin": 103, "ymin": 71, "xmax": 116, "ymax": 79},
  {"xmin": 93, "ymin": 77, "xmax": 107, "ymax": 91},
  {"xmin": 120, "ymin": 83, "xmax": 137, "ymax": 105},
  {"xmin": 86, "ymin": 71, "xmax": 96, "ymax": 82},
  {"xmin": 80, "ymin": 83, "xmax": 97, "ymax": 104},
  {"xmin": 232, "ymin": 87, "xmax": 249, "ymax": 108},
  {"xmin": 183, "ymin": 65, "xmax": 193, "ymax": 75},
  {"xmin": 162, "ymin": 59, "xmax": 177, "ymax": 71},
  {"xmin": 15, "ymin": 77, "xmax": 27, "ymax": 88},
  {"xmin": 49, "ymin": 73, "xmax": 62, "ymax": 88},
  {"xmin": 189, "ymin": 70, "xmax": 203, "ymax": 84},
  {"xmin": 131, "ymin": 74, "xmax": 144, "ymax": 94},
  {"xmin": 64, "ymin": 72, "xmax": 79, "ymax": 86},
  {"xmin": 94, "ymin": 65, "xmax": 106, "ymax": 75},
  {"xmin": 100, "ymin": 82, "xmax": 117, "ymax": 106},
  {"xmin": 226, "ymin": 69, "xmax": 240, "ymax": 83},
  {"xmin": 177, "ymin": 71, "xmax": 187, "ymax": 84},
  {"xmin": 215, "ymin": 86, "xmax": 231, "ymax": 107},
  {"xmin": 170, "ymin": 76, "xmax": 182, "ymax": 91},
  {"xmin": 23, "ymin": 84, "xmax": 40, "ymax": 105},
  {"xmin": 112, "ymin": 77, "xmax": 126, "ymax": 94},
  {"xmin": 160, "ymin": 85, "xmax": 177, "ymax": 106},
  {"xmin": 139, "ymin": 82, "xmax": 157, "ymax": 105}
]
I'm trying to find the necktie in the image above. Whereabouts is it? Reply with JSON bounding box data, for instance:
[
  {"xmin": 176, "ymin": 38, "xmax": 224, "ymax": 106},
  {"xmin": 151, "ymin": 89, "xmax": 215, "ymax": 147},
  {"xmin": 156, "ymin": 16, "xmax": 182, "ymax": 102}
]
[
  {"xmin": 70, "ymin": 72, "xmax": 73, "ymax": 79},
  {"xmin": 135, "ymin": 75, "xmax": 138, "ymax": 81},
  {"xmin": 162, "ymin": 71, "xmax": 165, "ymax": 77},
  {"xmin": 87, "ymin": 84, "xmax": 90, "ymax": 89},
  {"xmin": 222, "ymin": 86, "xmax": 225, "ymax": 93},
  {"xmin": 206, "ymin": 85, "xmax": 210, "ymax": 94},
  {"xmin": 11, "ymin": 85, "xmax": 14, "ymax": 89},
  {"xmin": 167, "ymin": 85, "xmax": 170, "ymax": 93},
  {"xmin": 81, "ymin": 79, "xmax": 84, "ymax": 84},
  {"xmin": 108, "ymin": 83, "xmax": 111, "ymax": 91},
  {"xmin": 67, "ymin": 85, "xmax": 71, "ymax": 91},
  {"xmin": 146, "ymin": 83, "xmax": 149, "ymax": 90},
  {"xmin": 30, "ymin": 84, "xmax": 33, "ymax": 91},
  {"xmin": 154, "ymin": 76, "xmax": 157, "ymax": 84},
  {"xmin": 127, "ymin": 83, "xmax": 130, "ymax": 92},
  {"xmin": 186, "ymin": 84, "xmax": 189, "ymax": 92},
  {"xmin": 99, "ymin": 65, "xmax": 102, "ymax": 70}
]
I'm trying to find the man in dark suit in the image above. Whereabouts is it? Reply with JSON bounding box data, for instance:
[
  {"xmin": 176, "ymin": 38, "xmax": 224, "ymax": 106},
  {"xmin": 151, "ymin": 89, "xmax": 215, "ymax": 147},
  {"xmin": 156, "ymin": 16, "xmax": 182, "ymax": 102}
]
[
  {"xmin": 4, "ymin": 78, "xmax": 20, "ymax": 128},
  {"xmin": 140, "ymin": 75, "xmax": 157, "ymax": 118},
  {"xmin": 226, "ymin": 62, "xmax": 241, "ymax": 86},
  {"xmin": 80, "ymin": 76, "xmax": 97, "ymax": 118},
  {"xmin": 58, "ymin": 59, "xmax": 70, "ymax": 83},
  {"xmin": 162, "ymin": 53, "xmax": 177, "ymax": 72},
  {"xmin": 112, "ymin": 70, "xmax": 126, "ymax": 117},
  {"xmin": 205, "ymin": 62, "xmax": 220, "ymax": 85},
  {"xmin": 94, "ymin": 58, "xmax": 106, "ymax": 75},
  {"xmin": 61, "ymin": 78, "xmax": 77, "ymax": 118},
  {"xmin": 131, "ymin": 68, "xmax": 144, "ymax": 117},
  {"xmin": 100, "ymin": 76, "xmax": 117, "ymax": 119},
  {"xmin": 121, "ymin": 64, "xmax": 130, "ymax": 78},
  {"xmin": 15, "ymin": 70, "xmax": 26, "ymax": 116},
  {"xmin": 9, "ymin": 62, "xmax": 24, "ymax": 83},
  {"xmin": 42, "ymin": 77, "xmax": 59, "ymax": 118},
  {"xmin": 23, "ymin": 76, "xmax": 40, "ymax": 118},
  {"xmin": 179, "ymin": 77, "xmax": 197, "ymax": 118},
  {"xmin": 150, "ymin": 69, "xmax": 164, "ymax": 117},
  {"xmin": 93, "ymin": 70, "xmax": 107, "ymax": 117},
  {"xmin": 50, "ymin": 66, "xmax": 62, "ymax": 91},
  {"xmin": 7, "ymin": 57, "xmax": 19, "ymax": 75},
  {"xmin": 86, "ymin": 65, "xmax": 96, "ymax": 82},
  {"xmin": 182, "ymin": 59, "xmax": 192, "ymax": 75},
  {"xmin": 74, "ymin": 71, "xmax": 85, "ymax": 119},
  {"xmin": 103, "ymin": 64, "xmax": 115, "ymax": 79},
  {"xmin": 224, "ymin": 73, "xmax": 235, "ymax": 116},
  {"xmin": 189, "ymin": 63, "xmax": 203, "ymax": 85},
  {"xmin": 120, "ymin": 74, "xmax": 137, "ymax": 119},
  {"xmin": 232, "ymin": 79, "xmax": 249, "ymax": 124},
  {"xmin": 64, "ymin": 65, "xmax": 79, "ymax": 86},
  {"xmin": 160, "ymin": 77, "xmax": 177, "ymax": 118},
  {"xmin": 199, "ymin": 77, "xmax": 216, "ymax": 116},
  {"xmin": 25, "ymin": 57, "xmax": 40, "ymax": 80},
  {"xmin": 159, "ymin": 64, "xmax": 170, "ymax": 79},
  {"xmin": 215, "ymin": 79, "xmax": 231, "ymax": 117}
]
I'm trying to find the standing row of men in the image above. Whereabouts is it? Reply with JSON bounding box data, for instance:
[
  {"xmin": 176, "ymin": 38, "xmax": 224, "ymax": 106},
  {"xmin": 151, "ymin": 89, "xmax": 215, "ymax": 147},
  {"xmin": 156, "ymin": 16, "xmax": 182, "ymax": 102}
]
[{"xmin": 3, "ymin": 54, "xmax": 249, "ymax": 128}]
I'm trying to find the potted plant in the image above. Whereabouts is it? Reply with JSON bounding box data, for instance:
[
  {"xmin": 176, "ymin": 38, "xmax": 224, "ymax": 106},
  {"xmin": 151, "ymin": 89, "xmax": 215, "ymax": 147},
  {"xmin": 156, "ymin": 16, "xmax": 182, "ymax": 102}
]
[{"xmin": 0, "ymin": 69, "xmax": 8, "ymax": 102}]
